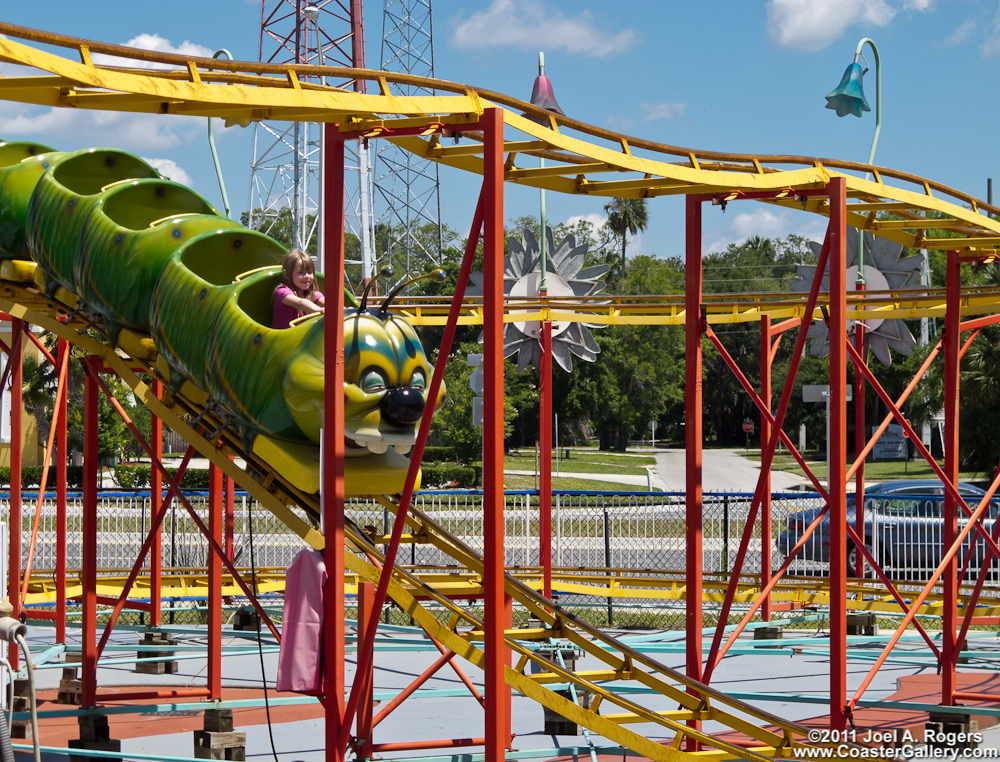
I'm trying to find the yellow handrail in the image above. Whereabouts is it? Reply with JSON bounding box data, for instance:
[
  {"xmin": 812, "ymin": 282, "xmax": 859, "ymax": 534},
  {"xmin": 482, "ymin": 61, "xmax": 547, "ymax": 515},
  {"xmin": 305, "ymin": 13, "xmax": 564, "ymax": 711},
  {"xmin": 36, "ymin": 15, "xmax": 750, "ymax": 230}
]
[
  {"xmin": 100, "ymin": 178, "xmax": 139, "ymax": 192},
  {"xmin": 233, "ymin": 265, "xmax": 280, "ymax": 283},
  {"xmin": 148, "ymin": 212, "xmax": 201, "ymax": 228},
  {"xmin": 288, "ymin": 311, "xmax": 322, "ymax": 327}
]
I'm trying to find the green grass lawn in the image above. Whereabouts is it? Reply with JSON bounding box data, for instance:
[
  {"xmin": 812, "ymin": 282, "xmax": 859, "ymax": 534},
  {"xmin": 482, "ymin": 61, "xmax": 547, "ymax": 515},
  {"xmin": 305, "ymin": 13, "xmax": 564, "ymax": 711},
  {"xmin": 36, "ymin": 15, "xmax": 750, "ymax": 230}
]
[
  {"xmin": 504, "ymin": 448, "xmax": 655, "ymax": 476},
  {"xmin": 501, "ymin": 473, "xmax": 648, "ymax": 491},
  {"xmin": 740, "ymin": 449, "xmax": 980, "ymax": 483}
]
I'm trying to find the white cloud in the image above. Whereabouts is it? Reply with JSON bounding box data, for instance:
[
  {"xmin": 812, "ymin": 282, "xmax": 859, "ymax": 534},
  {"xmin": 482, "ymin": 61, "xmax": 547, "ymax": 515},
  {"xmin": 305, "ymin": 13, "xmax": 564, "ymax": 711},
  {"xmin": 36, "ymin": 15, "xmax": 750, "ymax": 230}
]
[
  {"xmin": 766, "ymin": 0, "xmax": 931, "ymax": 51},
  {"xmin": 640, "ymin": 102, "xmax": 685, "ymax": 122},
  {"xmin": 706, "ymin": 207, "xmax": 827, "ymax": 253},
  {"xmin": 564, "ymin": 213, "xmax": 606, "ymax": 229},
  {"xmin": 451, "ymin": 0, "xmax": 640, "ymax": 58},
  {"xmin": 0, "ymin": 62, "xmax": 46, "ymax": 77},
  {"xmin": 732, "ymin": 208, "xmax": 789, "ymax": 239},
  {"xmin": 142, "ymin": 158, "xmax": 192, "ymax": 187},
  {"xmin": 606, "ymin": 102, "xmax": 685, "ymax": 131},
  {"xmin": 942, "ymin": 20, "xmax": 976, "ymax": 48},
  {"xmin": 0, "ymin": 102, "xmax": 201, "ymax": 152},
  {"xmin": 0, "ymin": 32, "xmax": 212, "ymax": 153},
  {"xmin": 92, "ymin": 33, "xmax": 214, "ymax": 70},
  {"xmin": 983, "ymin": 7, "xmax": 1000, "ymax": 58},
  {"xmin": 605, "ymin": 114, "xmax": 634, "ymax": 131}
]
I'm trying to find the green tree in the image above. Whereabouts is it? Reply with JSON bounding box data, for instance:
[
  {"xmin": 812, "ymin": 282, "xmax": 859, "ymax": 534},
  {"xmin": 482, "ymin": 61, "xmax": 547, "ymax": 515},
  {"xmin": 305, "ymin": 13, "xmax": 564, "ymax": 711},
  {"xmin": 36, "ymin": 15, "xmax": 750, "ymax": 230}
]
[
  {"xmin": 603, "ymin": 198, "xmax": 649, "ymax": 280},
  {"xmin": 21, "ymin": 341, "xmax": 59, "ymax": 443},
  {"xmin": 694, "ymin": 234, "xmax": 817, "ymax": 445},
  {"xmin": 429, "ymin": 341, "xmax": 525, "ymax": 463},
  {"xmin": 240, "ymin": 207, "xmax": 364, "ymax": 288},
  {"xmin": 553, "ymin": 255, "xmax": 685, "ymax": 451}
]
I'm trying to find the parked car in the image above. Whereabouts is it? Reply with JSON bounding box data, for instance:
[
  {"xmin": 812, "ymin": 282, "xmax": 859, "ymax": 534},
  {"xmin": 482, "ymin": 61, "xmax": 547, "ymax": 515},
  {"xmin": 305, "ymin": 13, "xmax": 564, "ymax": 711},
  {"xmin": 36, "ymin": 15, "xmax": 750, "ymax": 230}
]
[{"xmin": 777, "ymin": 480, "xmax": 1000, "ymax": 578}]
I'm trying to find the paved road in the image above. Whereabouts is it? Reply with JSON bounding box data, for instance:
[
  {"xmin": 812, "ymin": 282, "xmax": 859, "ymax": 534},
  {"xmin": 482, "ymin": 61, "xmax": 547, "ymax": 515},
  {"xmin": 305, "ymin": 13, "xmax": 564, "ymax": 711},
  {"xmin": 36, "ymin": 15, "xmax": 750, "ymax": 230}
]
[
  {"xmin": 504, "ymin": 469, "xmax": 665, "ymax": 489},
  {"xmin": 653, "ymin": 448, "xmax": 806, "ymax": 493}
]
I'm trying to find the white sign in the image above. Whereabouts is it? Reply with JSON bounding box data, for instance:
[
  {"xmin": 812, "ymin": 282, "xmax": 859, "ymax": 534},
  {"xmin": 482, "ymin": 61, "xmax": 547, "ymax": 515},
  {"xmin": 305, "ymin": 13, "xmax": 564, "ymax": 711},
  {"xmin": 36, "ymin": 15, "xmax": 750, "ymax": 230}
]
[
  {"xmin": 872, "ymin": 423, "xmax": 907, "ymax": 460},
  {"xmin": 802, "ymin": 384, "xmax": 853, "ymax": 403}
]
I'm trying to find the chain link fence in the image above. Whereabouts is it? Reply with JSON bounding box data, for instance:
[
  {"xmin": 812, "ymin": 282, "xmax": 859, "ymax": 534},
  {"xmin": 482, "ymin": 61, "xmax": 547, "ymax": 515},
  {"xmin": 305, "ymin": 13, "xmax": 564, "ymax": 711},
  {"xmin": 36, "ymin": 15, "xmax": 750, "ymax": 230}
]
[{"xmin": 2, "ymin": 489, "xmax": 840, "ymax": 629}]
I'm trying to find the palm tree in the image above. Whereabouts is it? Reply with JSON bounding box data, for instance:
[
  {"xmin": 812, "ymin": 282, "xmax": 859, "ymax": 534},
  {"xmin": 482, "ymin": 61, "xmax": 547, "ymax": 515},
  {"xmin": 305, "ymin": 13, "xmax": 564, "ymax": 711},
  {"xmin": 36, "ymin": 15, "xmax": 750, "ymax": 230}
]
[
  {"xmin": 604, "ymin": 197, "xmax": 649, "ymax": 279},
  {"xmin": 22, "ymin": 350, "xmax": 58, "ymax": 443}
]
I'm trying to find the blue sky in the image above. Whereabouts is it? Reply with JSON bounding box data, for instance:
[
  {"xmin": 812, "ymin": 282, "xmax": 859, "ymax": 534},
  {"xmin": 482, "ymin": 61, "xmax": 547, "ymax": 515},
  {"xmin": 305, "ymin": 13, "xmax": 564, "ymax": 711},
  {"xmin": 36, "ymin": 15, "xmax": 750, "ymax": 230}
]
[{"xmin": 2, "ymin": 0, "xmax": 999, "ymax": 261}]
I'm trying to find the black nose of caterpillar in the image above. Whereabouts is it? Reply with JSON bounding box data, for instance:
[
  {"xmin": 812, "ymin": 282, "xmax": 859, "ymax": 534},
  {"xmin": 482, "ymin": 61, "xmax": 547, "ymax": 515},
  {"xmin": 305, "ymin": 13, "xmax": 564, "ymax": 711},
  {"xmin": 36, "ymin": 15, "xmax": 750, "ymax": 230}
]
[{"xmin": 381, "ymin": 387, "xmax": 426, "ymax": 427}]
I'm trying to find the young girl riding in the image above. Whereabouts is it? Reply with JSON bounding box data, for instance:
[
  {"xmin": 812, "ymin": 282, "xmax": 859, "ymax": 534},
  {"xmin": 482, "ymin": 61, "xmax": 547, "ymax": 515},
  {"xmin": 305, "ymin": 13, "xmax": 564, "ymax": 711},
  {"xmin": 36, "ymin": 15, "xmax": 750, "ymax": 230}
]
[{"xmin": 272, "ymin": 249, "xmax": 325, "ymax": 329}]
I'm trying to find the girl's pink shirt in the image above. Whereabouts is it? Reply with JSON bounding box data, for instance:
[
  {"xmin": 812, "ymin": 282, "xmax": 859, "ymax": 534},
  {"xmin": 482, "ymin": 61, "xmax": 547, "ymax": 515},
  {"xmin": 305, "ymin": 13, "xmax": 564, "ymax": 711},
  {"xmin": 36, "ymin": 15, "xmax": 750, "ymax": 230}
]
[{"xmin": 272, "ymin": 284, "xmax": 325, "ymax": 329}]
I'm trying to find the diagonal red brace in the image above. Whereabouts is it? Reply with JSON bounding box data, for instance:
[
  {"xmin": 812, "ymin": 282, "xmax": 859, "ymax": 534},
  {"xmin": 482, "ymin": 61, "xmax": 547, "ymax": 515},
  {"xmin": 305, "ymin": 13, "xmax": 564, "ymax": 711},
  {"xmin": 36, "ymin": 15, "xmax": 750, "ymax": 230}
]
[
  {"xmin": 703, "ymin": 326, "xmax": 941, "ymax": 665},
  {"xmin": 845, "ymin": 340, "xmax": 1000, "ymax": 561},
  {"xmin": 371, "ymin": 648, "xmax": 458, "ymax": 729},
  {"xmin": 429, "ymin": 633, "xmax": 485, "ymax": 706},
  {"xmin": 85, "ymin": 362, "xmax": 280, "ymax": 641},
  {"xmin": 847, "ymin": 339, "xmax": 942, "ymax": 481},
  {"xmin": 96, "ymin": 444, "xmax": 198, "ymax": 659},
  {"xmin": 848, "ymin": 464, "xmax": 1000, "ymax": 710},
  {"xmin": 340, "ymin": 191, "xmax": 485, "ymax": 747},
  {"xmin": 23, "ymin": 328, "xmax": 56, "ymax": 368},
  {"xmin": 702, "ymin": 228, "xmax": 831, "ymax": 682},
  {"xmin": 20, "ymin": 340, "xmax": 69, "ymax": 606}
]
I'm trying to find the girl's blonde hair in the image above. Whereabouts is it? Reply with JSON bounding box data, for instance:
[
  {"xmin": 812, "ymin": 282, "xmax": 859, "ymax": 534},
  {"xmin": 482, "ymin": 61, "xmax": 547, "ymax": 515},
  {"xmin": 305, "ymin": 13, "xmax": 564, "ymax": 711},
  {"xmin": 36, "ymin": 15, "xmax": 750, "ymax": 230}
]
[{"xmin": 278, "ymin": 249, "xmax": 317, "ymax": 300}]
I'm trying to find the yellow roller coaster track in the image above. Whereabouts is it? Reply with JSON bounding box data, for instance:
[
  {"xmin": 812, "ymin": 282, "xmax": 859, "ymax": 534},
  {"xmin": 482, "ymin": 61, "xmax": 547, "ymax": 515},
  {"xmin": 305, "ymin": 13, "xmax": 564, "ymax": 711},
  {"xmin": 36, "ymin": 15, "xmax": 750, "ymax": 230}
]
[
  {"xmin": 4, "ymin": 23, "xmax": 984, "ymax": 760},
  {"xmin": 24, "ymin": 565, "xmax": 1000, "ymax": 622},
  {"xmin": 0, "ymin": 266, "xmax": 900, "ymax": 760},
  {"xmin": 1, "ymin": 22, "xmax": 999, "ymax": 263}
]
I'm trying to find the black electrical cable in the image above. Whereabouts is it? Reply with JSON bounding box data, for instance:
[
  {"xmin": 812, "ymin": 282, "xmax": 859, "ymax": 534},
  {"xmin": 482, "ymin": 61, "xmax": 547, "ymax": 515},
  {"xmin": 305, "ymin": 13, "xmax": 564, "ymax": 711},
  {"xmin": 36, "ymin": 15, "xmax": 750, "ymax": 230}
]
[{"xmin": 248, "ymin": 511, "xmax": 281, "ymax": 762}]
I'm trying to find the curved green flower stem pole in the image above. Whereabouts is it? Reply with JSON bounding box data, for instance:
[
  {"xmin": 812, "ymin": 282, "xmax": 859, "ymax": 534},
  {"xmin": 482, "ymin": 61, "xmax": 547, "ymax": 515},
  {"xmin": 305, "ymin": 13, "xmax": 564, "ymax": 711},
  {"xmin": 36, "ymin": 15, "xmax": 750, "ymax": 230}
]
[
  {"xmin": 537, "ymin": 51, "xmax": 553, "ymax": 599},
  {"xmin": 207, "ymin": 49, "xmax": 234, "ymax": 219},
  {"xmin": 854, "ymin": 37, "xmax": 881, "ymax": 286}
]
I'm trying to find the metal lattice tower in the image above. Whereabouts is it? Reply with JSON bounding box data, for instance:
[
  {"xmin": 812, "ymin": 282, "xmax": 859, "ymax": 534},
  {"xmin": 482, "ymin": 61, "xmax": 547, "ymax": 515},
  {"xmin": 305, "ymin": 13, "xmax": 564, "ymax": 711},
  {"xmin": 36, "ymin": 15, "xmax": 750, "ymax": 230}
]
[
  {"xmin": 375, "ymin": 0, "xmax": 443, "ymax": 277},
  {"xmin": 249, "ymin": 0, "xmax": 375, "ymax": 284}
]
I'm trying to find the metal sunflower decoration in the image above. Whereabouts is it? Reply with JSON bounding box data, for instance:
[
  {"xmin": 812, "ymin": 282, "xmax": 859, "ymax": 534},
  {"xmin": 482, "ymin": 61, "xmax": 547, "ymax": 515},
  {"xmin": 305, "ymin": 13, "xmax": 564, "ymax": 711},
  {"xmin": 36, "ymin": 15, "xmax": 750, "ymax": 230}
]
[
  {"xmin": 791, "ymin": 228, "xmax": 923, "ymax": 366},
  {"xmin": 467, "ymin": 227, "xmax": 609, "ymax": 371}
]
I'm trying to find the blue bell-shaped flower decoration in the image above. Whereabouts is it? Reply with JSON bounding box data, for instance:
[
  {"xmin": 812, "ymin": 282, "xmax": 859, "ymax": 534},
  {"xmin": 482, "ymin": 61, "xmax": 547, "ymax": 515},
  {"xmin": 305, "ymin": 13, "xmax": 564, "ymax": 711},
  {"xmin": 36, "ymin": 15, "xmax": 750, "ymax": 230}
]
[{"xmin": 825, "ymin": 62, "xmax": 871, "ymax": 118}]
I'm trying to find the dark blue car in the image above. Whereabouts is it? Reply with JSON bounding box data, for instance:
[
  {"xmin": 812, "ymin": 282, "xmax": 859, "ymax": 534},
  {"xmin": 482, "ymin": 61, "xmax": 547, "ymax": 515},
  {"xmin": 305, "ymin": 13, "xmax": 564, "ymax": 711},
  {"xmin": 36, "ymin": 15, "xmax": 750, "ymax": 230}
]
[{"xmin": 777, "ymin": 480, "xmax": 1000, "ymax": 578}]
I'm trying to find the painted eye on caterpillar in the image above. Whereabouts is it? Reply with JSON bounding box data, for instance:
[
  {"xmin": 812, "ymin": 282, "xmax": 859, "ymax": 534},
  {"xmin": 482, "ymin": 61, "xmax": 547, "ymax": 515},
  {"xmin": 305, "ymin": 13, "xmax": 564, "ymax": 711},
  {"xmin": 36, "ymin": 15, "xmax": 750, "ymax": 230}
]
[{"xmin": 361, "ymin": 369, "xmax": 387, "ymax": 392}]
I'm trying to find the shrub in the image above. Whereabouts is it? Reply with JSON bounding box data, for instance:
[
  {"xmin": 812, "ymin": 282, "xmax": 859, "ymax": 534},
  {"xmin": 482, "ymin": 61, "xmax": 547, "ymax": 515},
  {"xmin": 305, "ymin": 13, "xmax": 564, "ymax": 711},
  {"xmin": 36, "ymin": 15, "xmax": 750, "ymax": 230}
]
[
  {"xmin": 167, "ymin": 468, "xmax": 210, "ymax": 489},
  {"xmin": 420, "ymin": 463, "xmax": 479, "ymax": 488},
  {"xmin": 421, "ymin": 446, "xmax": 457, "ymax": 463},
  {"xmin": 0, "ymin": 465, "xmax": 85, "ymax": 489},
  {"xmin": 113, "ymin": 465, "xmax": 151, "ymax": 489}
]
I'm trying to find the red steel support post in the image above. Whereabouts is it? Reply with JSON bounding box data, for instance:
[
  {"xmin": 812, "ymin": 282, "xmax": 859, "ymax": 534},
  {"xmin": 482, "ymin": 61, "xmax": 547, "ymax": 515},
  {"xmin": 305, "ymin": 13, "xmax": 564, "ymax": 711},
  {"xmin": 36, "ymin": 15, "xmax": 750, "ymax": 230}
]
[
  {"xmin": 56, "ymin": 338, "xmax": 68, "ymax": 642},
  {"xmin": 357, "ymin": 582, "xmax": 375, "ymax": 761},
  {"xmin": 854, "ymin": 310, "xmax": 867, "ymax": 582},
  {"xmin": 828, "ymin": 178, "xmax": 848, "ymax": 730},
  {"xmin": 322, "ymin": 125, "xmax": 347, "ymax": 762},
  {"xmin": 225, "ymin": 468, "xmax": 235, "ymax": 564},
  {"xmin": 208, "ymin": 462, "xmax": 223, "ymax": 699},
  {"xmin": 684, "ymin": 194, "xmax": 703, "ymax": 746},
  {"xmin": 7, "ymin": 320, "xmax": 21, "ymax": 667},
  {"xmin": 150, "ymin": 380, "xmax": 162, "ymax": 627},
  {"xmin": 482, "ymin": 108, "xmax": 509, "ymax": 762},
  {"xmin": 759, "ymin": 316, "xmax": 772, "ymax": 621},
  {"xmin": 943, "ymin": 250, "xmax": 961, "ymax": 705},
  {"xmin": 540, "ymin": 319, "xmax": 552, "ymax": 598},
  {"xmin": 82, "ymin": 357, "xmax": 99, "ymax": 707}
]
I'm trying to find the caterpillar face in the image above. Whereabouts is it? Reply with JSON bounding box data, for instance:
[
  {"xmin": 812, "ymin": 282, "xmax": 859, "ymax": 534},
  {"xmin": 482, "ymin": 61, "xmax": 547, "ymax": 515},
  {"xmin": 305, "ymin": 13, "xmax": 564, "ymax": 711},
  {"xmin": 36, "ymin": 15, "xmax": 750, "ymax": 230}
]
[{"xmin": 343, "ymin": 309, "xmax": 445, "ymax": 457}]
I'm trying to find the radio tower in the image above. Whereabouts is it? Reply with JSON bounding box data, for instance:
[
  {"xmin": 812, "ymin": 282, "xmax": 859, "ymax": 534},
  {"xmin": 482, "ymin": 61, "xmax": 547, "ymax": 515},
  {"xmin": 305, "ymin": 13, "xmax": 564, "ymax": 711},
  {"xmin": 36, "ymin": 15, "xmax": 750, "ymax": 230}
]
[
  {"xmin": 375, "ymin": 0, "xmax": 442, "ymax": 277},
  {"xmin": 249, "ymin": 0, "xmax": 375, "ymax": 285}
]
